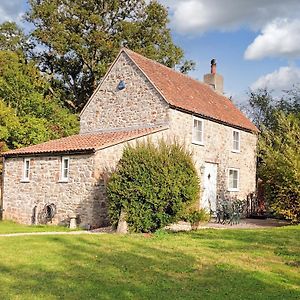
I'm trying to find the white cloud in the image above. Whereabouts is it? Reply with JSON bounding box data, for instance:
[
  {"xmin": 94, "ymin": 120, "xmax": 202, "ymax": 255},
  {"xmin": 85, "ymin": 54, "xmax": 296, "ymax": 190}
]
[
  {"xmin": 0, "ymin": 1, "xmax": 24, "ymax": 24},
  {"xmin": 251, "ymin": 66, "xmax": 300, "ymax": 92},
  {"xmin": 158, "ymin": 1, "xmax": 300, "ymax": 61},
  {"xmin": 159, "ymin": 0, "xmax": 300, "ymax": 34},
  {"xmin": 245, "ymin": 19, "xmax": 300, "ymax": 60}
]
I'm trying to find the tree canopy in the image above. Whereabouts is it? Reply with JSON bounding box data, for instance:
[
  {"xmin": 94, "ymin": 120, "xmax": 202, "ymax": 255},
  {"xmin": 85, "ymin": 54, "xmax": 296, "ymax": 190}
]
[
  {"xmin": 0, "ymin": 50, "xmax": 79, "ymax": 149},
  {"xmin": 258, "ymin": 112, "xmax": 300, "ymax": 222},
  {"xmin": 26, "ymin": 0, "xmax": 190, "ymax": 110},
  {"xmin": 245, "ymin": 87, "xmax": 300, "ymax": 222},
  {"xmin": 245, "ymin": 87, "xmax": 300, "ymax": 131}
]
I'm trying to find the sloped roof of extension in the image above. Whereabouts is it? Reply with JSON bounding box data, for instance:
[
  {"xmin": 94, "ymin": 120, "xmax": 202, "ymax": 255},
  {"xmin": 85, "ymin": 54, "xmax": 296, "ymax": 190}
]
[
  {"xmin": 121, "ymin": 48, "xmax": 258, "ymax": 133},
  {"xmin": 3, "ymin": 127, "xmax": 167, "ymax": 157}
]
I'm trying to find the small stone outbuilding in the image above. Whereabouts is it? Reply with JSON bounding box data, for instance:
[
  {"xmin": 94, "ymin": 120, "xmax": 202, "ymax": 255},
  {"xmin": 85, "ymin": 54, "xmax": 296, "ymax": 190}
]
[{"xmin": 1, "ymin": 48, "xmax": 258, "ymax": 227}]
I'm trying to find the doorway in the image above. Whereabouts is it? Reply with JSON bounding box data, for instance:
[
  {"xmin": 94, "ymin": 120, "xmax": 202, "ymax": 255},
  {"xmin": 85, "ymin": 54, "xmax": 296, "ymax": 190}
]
[{"xmin": 202, "ymin": 163, "xmax": 218, "ymax": 213}]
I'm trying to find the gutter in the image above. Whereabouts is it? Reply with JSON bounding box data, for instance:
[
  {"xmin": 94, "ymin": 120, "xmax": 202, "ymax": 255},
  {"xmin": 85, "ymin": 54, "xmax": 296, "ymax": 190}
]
[
  {"xmin": 169, "ymin": 104, "xmax": 258, "ymax": 134},
  {"xmin": 2, "ymin": 149, "xmax": 96, "ymax": 159}
]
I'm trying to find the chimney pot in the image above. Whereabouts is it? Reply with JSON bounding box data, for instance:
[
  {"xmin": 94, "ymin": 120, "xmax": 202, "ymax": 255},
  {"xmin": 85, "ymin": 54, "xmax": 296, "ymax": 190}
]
[
  {"xmin": 203, "ymin": 58, "xmax": 224, "ymax": 94},
  {"xmin": 211, "ymin": 58, "xmax": 217, "ymax": 74}
]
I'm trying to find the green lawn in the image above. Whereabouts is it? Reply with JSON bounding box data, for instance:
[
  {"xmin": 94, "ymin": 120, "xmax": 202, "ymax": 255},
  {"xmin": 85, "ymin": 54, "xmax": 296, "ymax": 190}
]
[
  {"xmin": 0, "ymin": 225, "xmax": 299, "ymax": 299},
  {"xmin": 0, "ymin": 220, "xmax": 75, "ymax": 234}
]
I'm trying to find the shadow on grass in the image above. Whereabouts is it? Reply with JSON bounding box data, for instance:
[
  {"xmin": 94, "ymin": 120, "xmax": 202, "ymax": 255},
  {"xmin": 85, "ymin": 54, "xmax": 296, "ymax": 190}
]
[{"xmin": 0, "ymin": 233, "xmax": 299, "ymax": 299}]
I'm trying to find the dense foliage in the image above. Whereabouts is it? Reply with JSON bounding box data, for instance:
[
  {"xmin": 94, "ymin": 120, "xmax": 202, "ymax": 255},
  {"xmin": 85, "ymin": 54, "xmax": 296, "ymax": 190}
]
[
  {"xmin": 26, "ymin": 0, "xmax": 191, "ymax": 110},
  {"xmin": 107, "ymin": 140, "xmax": 200, "ymax": 232},
  {"xmin": 0, "ymin": 50, "xmax": 79, "ymax": 149},
  {"xmin": 258, "ymin": 112, "xmax": 300, "ymax": 222},
  {"xmin": 245, "ymin": 88, "xmax": 300, "ymax": 222},
  {"xmin": 245, "ymin": 87, "xmax": 300, "ymax": 131}
]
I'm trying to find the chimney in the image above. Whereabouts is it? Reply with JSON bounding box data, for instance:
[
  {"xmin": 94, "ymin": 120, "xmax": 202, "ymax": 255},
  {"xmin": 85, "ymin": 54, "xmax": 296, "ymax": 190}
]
[{"xmin": 203, "ymin": 59, "xmax": 224, "ymax": 94}]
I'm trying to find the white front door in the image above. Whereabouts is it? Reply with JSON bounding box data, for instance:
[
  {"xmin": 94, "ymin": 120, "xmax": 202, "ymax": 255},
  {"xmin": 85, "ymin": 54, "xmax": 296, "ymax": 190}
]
[{"xmin": 201, "ymin": 163, "xmax": 218, "ymax": 212}]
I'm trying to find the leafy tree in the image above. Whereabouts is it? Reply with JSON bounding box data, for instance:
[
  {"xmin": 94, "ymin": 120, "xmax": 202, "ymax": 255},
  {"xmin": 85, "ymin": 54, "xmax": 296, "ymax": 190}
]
[
  {"xmin": 258, "ymin": 112, "xmax": 300, "ymax": 222},
  {"xmin": 0, "ymin": 22, "xmax": 33, "ymax": 56},
  {"xmin": 0, "ymin": 100, "xmax": 20, "ymax": 148},
  {"xmin": 0, "ymin": 50, "xmax": 79, "ymax": 149},
  {"xmin": 107, "ymin": 140, "xmax": 200, "ymax": 233},
  {"xmin": 26, "ymin": 0, "xmax": 192, "ymax": 110},
  {"xmin": 244, "ymin": 87, "xmax": 300, "ymax": 131}
]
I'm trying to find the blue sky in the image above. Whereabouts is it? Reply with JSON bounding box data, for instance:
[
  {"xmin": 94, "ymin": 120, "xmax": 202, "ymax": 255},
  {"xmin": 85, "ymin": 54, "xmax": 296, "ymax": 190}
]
[{"xmin": 1, "ymin": 0, "xmax": 300, "ymax": 104}]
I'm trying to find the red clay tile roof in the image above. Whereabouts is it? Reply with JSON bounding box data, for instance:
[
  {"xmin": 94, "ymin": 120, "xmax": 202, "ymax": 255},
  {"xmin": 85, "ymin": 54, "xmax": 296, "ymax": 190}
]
[
  {"xmin": 3, "ymin": 127, "xmax": 166, "ymax": 157},
  {"xmin": 124, "ymin": 49, "xmax": 258, "ymax": 133}
]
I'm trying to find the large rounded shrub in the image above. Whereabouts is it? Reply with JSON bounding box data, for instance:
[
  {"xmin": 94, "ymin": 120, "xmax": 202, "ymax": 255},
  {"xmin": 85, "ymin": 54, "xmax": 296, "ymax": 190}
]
[{"xmin": 107, "ymin": 139, "xmax": 200, "ymax": 233}]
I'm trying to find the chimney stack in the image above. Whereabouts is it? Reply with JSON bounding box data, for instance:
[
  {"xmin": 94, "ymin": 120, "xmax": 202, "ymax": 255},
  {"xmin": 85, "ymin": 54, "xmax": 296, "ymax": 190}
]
[{"xmin": 203, "ymin": 59, "xmax": 223, "ymax": 94}]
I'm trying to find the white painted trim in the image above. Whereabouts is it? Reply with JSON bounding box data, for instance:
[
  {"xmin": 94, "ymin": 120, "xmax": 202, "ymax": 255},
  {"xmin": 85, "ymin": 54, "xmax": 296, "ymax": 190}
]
[
  {"xmin": 228, "ymin": 168, "xmax": 240, "ymax": 192},
  {"xmin": 60, "ymin": 156, "xmax": 70, "ymax": 182},
  {"xmin": 232, "ymin": 129, "xmax": 240, "ymax": 153},
  {"xmin": 192, "ymin": 116, "xmax": 204, "ymax": 145},
  {"xmin": 21, "ymin": 158, "xmax": 30, "ymax": 182}
]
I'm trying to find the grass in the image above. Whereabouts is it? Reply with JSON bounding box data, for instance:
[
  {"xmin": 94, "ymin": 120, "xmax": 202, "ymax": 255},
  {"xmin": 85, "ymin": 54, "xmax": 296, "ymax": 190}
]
[
  {"xmin": 0, "ymin": 225, "xmax": 299, "ymax": 299},
  {"xmin": 0, "ymin": 220, "xmax": 76, "ymax": 234}
]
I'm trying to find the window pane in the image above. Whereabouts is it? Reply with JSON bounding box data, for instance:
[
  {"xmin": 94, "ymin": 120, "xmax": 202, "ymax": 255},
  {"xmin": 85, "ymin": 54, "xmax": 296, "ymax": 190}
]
[
  {"xmin": 26, "ymin": 161, "xmax": 30, "ymax": 177},
  {"xmin": 193, "ymin": 119, "xmax": 203, "ymax": 142},
  {"xmin": 229, "ymin": 169, "xmax": 238, "ymax": 189},
  {"xmin": 233, "ymin": 131, "xmax": 240, "ymax": 150},
  {"xmin": 62, "ymin": 158, "xmax": 69, "ymax": 179},
  {"xmin": 24, "ymin": 159, "xmax": 30, "ymax": 179},
  {"xmin": 64, "ymin": 159, "xmax": 69, "ymax": 169}
]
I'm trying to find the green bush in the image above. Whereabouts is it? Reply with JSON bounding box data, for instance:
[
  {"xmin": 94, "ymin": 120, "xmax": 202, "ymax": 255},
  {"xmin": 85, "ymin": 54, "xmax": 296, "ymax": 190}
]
[
  {"xmin": 184, "ymin": 209, "xmax": 210, "ymax": 225},
  {"xmin": 259, "ymin": 112, "xmax": 300, "ymax": 223},
  {"xmin": 107, "ymin": 139, "xmax": 200, "ymax": 232}
]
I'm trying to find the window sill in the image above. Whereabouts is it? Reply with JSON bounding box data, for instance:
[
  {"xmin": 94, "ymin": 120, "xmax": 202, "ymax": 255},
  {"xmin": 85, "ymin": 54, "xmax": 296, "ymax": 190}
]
[
  {"xmin": 192, "ymin": 141, "xmax": 204, "ymax": 146},
  {"xmin": 228, "ymin": 188, "xmax": 239, "ymax": 192},
  {"xmin": 231, "ymin": 149, "xmax": 240, "ymax": 153},
  {"xmin": 58, "ymin": 179, "xmax": 69, "ymax": 183},
  {"xmin": 20, "ymin": 179, "xmax": 30, "ymax": 183}
]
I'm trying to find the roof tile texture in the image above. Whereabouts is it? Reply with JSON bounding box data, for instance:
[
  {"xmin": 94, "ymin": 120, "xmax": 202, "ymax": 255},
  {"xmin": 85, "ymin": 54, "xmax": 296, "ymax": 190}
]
[
  {"xmin": 125, "ymin": 49, "xmax": 257, "ymax": 132},
  {"xmin": 3, "ymin": 127, "xmax": 164, "ymax": 157}
]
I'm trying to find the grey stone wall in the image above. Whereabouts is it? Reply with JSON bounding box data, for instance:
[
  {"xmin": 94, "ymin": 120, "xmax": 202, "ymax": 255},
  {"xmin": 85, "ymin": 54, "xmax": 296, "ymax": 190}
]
[
  {"xmin": 2, "ymin": 154, "xmax": 108, "ymax": 227},
  {"xmin": 80, "ymin": 52, "xmax": 169, "ymax": 133},
  {"xmin": 168, "ymin": 109, "xmax": 257, "ymax": 202},
  {"xmin": 2, "ymin": 130, "xmax": 168, "ymax": 227}
]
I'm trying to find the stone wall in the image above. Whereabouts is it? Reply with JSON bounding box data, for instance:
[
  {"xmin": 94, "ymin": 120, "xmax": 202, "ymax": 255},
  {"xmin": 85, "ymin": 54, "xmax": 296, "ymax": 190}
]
[
  {"xmin": 2, "ymin": 130, "xmax": 168, "ymax": 227},
  {"xmin": 2, "ymin": 110, "xmax": 257, "ymax": 226},
  {"xmin": 2, "ymin": 154, "xmax": 108, "ymax": 227},
  {"xmin": 168, "ymin": 109, "xmax": 257, "ymax": 202},
  {"xmin": 92, "ymin": 129, "xmax": 169, "ymax": 224},
  {"xmin": 80, "ymin": 52, "xmax": 169, "ymax": 133},
  {"xmin": 91, "ymin": 110, "xmax": 257, "ymax": 217}
]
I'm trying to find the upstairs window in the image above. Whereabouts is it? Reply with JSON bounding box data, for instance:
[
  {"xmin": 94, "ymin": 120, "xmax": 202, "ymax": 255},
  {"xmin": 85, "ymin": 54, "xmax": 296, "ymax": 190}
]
[
  {"xmin": 232, "ymin": 130, "xmax": 240, "ymax": 152},
  {"xmin": 60, "ymin": 157, "xmax": 70, "ymax": 182},
  {"xmin": 192, "ymin": 117, "xmax": 204, "ymax": 145},
  {"xmin": 228, "ymin": 168, "xmax": 239, "ymax": 191},
  {"xmin": 22, "ymin": 158, "xmax": 30, "ymax": 182}
]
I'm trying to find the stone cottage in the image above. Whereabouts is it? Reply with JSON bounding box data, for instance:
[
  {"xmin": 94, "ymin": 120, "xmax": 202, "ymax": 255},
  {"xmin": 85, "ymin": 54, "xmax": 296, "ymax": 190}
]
[{"xmin": 1, "ymin": 48, "xmax": 258, "ymax": 227}]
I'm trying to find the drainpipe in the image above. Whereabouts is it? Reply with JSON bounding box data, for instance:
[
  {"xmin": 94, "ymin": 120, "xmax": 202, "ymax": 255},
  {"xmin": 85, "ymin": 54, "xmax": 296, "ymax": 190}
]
[{"xmin": 0, "ymin": 156, "xmax": 5, "ymax": 220}]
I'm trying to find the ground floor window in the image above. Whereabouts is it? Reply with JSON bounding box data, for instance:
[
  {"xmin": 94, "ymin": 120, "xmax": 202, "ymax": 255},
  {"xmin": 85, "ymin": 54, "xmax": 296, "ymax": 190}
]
[
  {"xmin": 228, "ymin": 168, "xmax": 239, "ymax": 191},
  {"xmin": 60, "ymin": 157, "xmax": 70, "ymax": 182},
  {"xmin": 22, "ymin": 158, "xmax": 30, "ymax": 182}
]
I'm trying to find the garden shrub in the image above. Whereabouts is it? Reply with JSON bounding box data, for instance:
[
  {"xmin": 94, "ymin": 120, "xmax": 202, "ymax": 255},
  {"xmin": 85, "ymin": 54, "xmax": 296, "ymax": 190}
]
[
  {"xmin": 259, "ymin": 112, "xmax": 300, "ymax": 223},
  {"xmin": 107, "ymin": 139, "xmax": 200, "ymax": 232},
  {"xmin": 183, "ymin": 209, "xmax": 210, "ymax": 225}
]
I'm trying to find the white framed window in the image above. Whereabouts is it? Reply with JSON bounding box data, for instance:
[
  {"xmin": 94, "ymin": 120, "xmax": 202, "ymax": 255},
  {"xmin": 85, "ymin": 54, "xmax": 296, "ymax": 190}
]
[
  {"xmin": 228, "ymin": 168, "xmax": 239, "ymax": 191},
  {"xmin": 232, "ymin": 130, "xmax": 240, "ymax": 152},
  {"xmin": 60, "ymin": 157, "xmax": 70, "ymax": 182},
  {"xmin": 22, "ymin": 158, "xmax": 30, "ymax": 182},
  {"xmin": 192, "ymin": 116, "xmax": 204, "ymax": 145}
]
